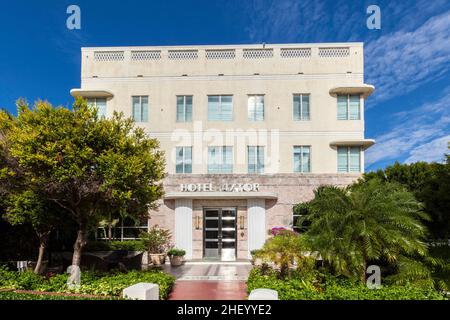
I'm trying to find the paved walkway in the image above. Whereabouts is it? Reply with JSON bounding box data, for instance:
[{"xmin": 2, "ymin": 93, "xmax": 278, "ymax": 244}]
[
  {"xmin": 162, "ymin": 261, "xmax": 252, "ymax": 281},
  {"xmin": 163, "ymin": 262, "xmax": 251, "ymax": 300},
  {"xmin": 169, "ymin": 280, "xmax": 247, "ymax": 300}
]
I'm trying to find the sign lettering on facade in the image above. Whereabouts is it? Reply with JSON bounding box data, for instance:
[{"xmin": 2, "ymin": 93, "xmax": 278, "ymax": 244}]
[{"xmin": 180, "ymin": 183, "xmax": 259, "ymax": 192}]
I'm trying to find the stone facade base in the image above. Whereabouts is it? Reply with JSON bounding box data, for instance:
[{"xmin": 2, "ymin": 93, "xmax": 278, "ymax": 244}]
[{"xmin": 149, "ymin": 174, "xmax": 359, "ymax": 260}]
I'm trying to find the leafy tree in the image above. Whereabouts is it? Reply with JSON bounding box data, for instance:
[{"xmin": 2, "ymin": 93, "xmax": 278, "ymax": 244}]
[
  {"xmin": 299, "ymin": 178, "xmax": 431, "ymax": 284},
  {"xmin": 3, "ymin": 98, "xmax": 165, "ymax": 267},
  {"xmin": 4, "ymin": 191, "xmax": 60, "ymax": 273},
  {"xmin": 1, "ymin": 109, "xmax": 62, "ymax": 273},
  {"xmin": 364, "ymin": 160, "xmax": 450, "ymax": 239}
]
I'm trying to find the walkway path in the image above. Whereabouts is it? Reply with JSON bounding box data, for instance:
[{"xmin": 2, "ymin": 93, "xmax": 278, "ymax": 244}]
[
  {"xmin": 164, "ymin": 262, "xmax": 251, "ymax": 300},
  {"xmin": 169, "ymin": 280, "xmax": 247, "ymax": 300}
]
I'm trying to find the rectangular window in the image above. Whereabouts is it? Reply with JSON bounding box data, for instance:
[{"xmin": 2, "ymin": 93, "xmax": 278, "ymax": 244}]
[
  {"xmin": 248, "ymin": 146, "xmax": 264, "ymax": 174},
  {"xmin": 293, "ymin": 146, "xmax": 311, "ymax": 173},
  {"xmin": 293, "ymin": 94, "xmax": 310, "ymax": 121},
  {"xmin": 248, "ymin": 95, "xmax": 264, "ymax": 121},
  {"xmin": 132, "ymin": 96, "xmax": 149, "ymax": 122},
  {"xmin": 208, "ymin": 146, "xmax": 233, "ymax": 173},
  {"xmin": 176, "ymin": 147, "xmax": 192, "ymax": 173},
  {"xmin": 87, "ymin": 98, "xmax": 107, "ymax": 118},
  {"xmin": 337, "ymin": 146, "xmax": 361, "ymax": 172},
  {"xmin": 176, "ymin": 95, "xmax": 193, "ymax": 122},
  {"xmin": 208, "ymin": 95, "xmax": 233, "ymax": 121},
  {"xmin": 337, "ymin": 95, "xmax": 360, "ymax": 120}
]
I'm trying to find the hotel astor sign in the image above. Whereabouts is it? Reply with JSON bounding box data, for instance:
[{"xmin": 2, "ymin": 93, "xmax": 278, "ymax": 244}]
[{"xmin": 180, "ymin": 183, "xmax": 260, "ymax": 192}]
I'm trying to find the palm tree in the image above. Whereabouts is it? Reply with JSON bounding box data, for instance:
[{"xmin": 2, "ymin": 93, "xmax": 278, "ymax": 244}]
[{"xmin": 299, "ymin": 178, "xmax": 430, "ymax": 284}]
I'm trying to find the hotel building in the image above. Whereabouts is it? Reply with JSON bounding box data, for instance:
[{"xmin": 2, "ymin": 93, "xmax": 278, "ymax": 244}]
[{"xmin": 71, "ymin": 43, "xmax": 375, "ymax": 261}]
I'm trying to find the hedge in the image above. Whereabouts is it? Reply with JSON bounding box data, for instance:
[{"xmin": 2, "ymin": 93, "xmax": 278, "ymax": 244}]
[
  {"xmin": 0, "ymin": 291, "xmax": 117, "ymax": 300},
  {"xmin": 0, "ymin": 266, "xmax": 175, "ymax": 300},
  {"xmin": 247, "ymin": 268, "xmax": 446, "ymax": 300},
  {"xmin": 83, "ymin": 240, "xmax": 146, "ymax": 252}
]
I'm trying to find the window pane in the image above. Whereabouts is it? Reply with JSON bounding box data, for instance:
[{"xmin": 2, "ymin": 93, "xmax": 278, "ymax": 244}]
[
  {"xmin": 248, "ymin": 146, "xmax": 256, "ymax": 173},
  {"xmin": 247, "ymin": 96, "xmax": 256, "ymax": 121},
  {"xmin": 176, "ymin": 147, "xmax": 184, "ymax": 173},
  {"xmin": 185, "ymin": 96, "xmax": 193, "ymax": 122},
  {"xmin": 184, "ymin": 147, "xmax": 192, "ymax": 173},
  {"xmin": 96, "ymin": 98, "xmax": 107, "ymax": 118},
  {"xmin": 257, "ymin": 146, "xmax": 264, "ymax": 173},
  {"xmin": 87, "ymin": 98, "xmax": 95, "ymax": 108},
  {"xmin": 255, "ymin": 96, "xmax": 264, "ymax": 121},
  {"xmin": 208, "ymin": 147, "xmax": 219, "ymax": 173},
  {"xmin": 337, "ymin": 95, "xmax": 348, "ymax": 120},
  {"xmin": 222, "ymin": 146, "xmax": 233, "ymax": 173},
  {"xmin": 293, "ymin": 95, "xmax": 301, "ymax": 121},
  {"xmin": 301, "ymin": 146, "xmax": 310, "ymax": 173},
  {"xmin": 208, "ymin": 96, "xmax": 220, "ymax": 121},
  {"xmin": 220, "ymin": 96, "xmax": 233, "ymax": 121},
  {"xmin": 293, "ymin": 146, "xmax": 301, "ymax": 172},
  {"xmin": 349, "ymin": 95, "xmax": 360, "ymax": 120},
  {"xmin": 349, "ymin": 147, "xmax": 360, "ymax": 172},
  {"xmin": 302, "ymin": 95, "xmax": 310, "ymax": 120},
  {"xmin": 141, "ymin": 96, "xmax": 148, "ymax": 122},
  {"xmin": 176, "ymin": 96, "xmax": 185, "ymax": 122},
  {"xmin": 132, "ymin": 97, "xmax": 141, "ymax": 121},
  {"xmin": 337, "ymin": 147, "xmax": 348, "ymax": 172}
]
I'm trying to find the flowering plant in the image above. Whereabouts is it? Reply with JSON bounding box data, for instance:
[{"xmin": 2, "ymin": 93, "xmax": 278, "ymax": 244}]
[{"xmin": 270, "ymin": 227, "xmax": 287, "ymax": 236}]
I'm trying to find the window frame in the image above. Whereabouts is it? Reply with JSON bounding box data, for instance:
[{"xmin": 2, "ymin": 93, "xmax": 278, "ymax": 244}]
[
  {"xmin": 87, "ymin": 97, "xmax": 107, "ymax": 118},
  {"xmin": 337, "ymin": 94, "xmax": 361, "ymax": 120},
  {"xmin": 132, "ymin": 95, "xmax": 149, "ymax": 122},
  {"xmin": 247, "ymin": 146, "xmax": 265, "ymax": 174},
  {"xmin": 247, "ymin": 94, "xmax": 265, "ymax": 121},
  {"xmin": 337, "ymin": 146, "xmax": 361, "ymax": 173},
  {"xmin": 207, "ymin": 95, "xmax": 233, "ymax": 121},
  {"xmin": 207, "ymin": 146, "xmax": 233, "ymax": 173},
  {"xmin": 293, "ymin": 145, "xmax": 311, "ymax": 173},
  {"xmin": 175, "ymin": 146, "xmax": 192, "ymax": 174},
  {"xmin": 293, "ymin": 93, "xmax": 310, "ymax": 121},
  {"xmin": 176, "ymin": 95, "xmax": 193, "ymax": 122}
]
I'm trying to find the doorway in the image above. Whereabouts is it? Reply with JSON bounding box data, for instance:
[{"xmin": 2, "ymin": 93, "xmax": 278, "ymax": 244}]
[{"xmin": 203, "ymin": 208, "xmax": 237, "ymax": 261}]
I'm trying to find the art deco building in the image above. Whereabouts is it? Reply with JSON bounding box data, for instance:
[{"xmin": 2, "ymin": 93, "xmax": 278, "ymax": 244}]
[{"xmin": 72, "ymin": 43, "xmax": 375, "ymax": 261}]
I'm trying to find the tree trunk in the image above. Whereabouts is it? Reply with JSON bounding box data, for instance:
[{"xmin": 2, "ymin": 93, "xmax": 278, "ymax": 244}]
[
  {"xmin": 34, "ymin": 233, "xmax": 49, "ymax": 274},
  {"xmin": 72, "ymin": 228, "xmax": 87, "ymax": 266},
  {"xmin": 360, "ymin": 260, "xmax": 367, "ymax": 284}
]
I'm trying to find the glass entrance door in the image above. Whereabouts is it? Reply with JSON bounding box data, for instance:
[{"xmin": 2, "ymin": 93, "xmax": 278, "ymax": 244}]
[{"xmin": 203, "ymin": 208, "xmax": 237, "ymax": 261}]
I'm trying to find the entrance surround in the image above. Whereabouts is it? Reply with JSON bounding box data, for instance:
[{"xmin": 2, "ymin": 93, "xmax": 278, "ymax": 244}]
[
  {"xmin": 247, "ymin": 199, "xmax": 266, "ymax": 259},
  {"xmin": 150, "ymin": 174, "xmax": 361, "ymax": 260},
  {"xmin": 174, "ymin": 199, "xmax": 193, "ymax": 259}
]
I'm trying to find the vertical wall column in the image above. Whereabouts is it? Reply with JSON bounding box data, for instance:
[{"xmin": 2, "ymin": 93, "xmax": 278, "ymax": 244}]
[
  {"xmin": 247, "ymin": 198, "xmax": 266, "ymax": 259},
  {"xmin": 174, "ymin": 199, "xmax": 193, "ymax": 259}
]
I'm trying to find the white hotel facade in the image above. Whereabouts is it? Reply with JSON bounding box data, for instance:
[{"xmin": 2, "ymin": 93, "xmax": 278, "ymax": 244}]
[{"xmin": 71, "ymin": 43, "xmax": 375, "ymax": 261}]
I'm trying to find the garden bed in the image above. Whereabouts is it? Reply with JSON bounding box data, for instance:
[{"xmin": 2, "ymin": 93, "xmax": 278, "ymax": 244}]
[
  {"xmin": 0, "ymin": 266, "xmax": 175, "ymax": 300},
  {"xmin": 247, "ymin": 267, "xmax": 446, "ymax": 300},
  {"xmin": 0, "ymin": 289, "xmax": 117, "ymax": 300}
]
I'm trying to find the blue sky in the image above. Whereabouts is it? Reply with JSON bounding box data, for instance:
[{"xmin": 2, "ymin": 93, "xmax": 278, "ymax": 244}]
[{"xmin": 0, "ymin": 0, "xmax": 449, "ymax": 171}]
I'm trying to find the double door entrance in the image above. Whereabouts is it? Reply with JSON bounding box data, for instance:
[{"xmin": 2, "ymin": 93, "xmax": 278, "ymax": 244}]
[{"xmin": 203, "ymin": 208, "xmax": 237, "ymax": 261}]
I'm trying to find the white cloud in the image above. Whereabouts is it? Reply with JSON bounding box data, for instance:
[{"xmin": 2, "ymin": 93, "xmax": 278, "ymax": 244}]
[
  {"xmin": 365, "ymin": 10, "xmax": 450, "ymax": 103},
  {"xmin": 366, "ymin": 90, "xmax": 450, "ymax": 166},
  {"xmin": 404, "ymin": 135, "xmax": 449, "ymax": 163}
]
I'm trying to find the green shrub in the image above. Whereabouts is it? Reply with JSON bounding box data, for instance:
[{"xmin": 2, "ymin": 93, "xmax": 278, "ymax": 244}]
[
  {"xmin": 0, "ymin": 291, "xmax": 117, "ymax": 300},
  {"xmin": 255, "ymin": 231, "xmax": 316, "ymax": 279},
  {"xmin": 77, "ymin": 269, "xmax": 175, "ymax": 299},
  {"xmin": 140, "ymin": 226, "xmax": 171, "ymax": 254},
  {"xmin": 167, "ymin": 248, "xmax": 186, "ymax": 257},
  {"xmin": 0, "ymin": 268, "xmax": 175, "ymax": 299},
  {"xmin": 247, "ymin": 267, "xmax": 445, "ymax": 300},
  {"xmin": 0, "ymin": 266, "xmax": 19, "ymax": 289},
  {"xmin": 84, "ymin": 240, "xmax": 146, "ymax": 251}
]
